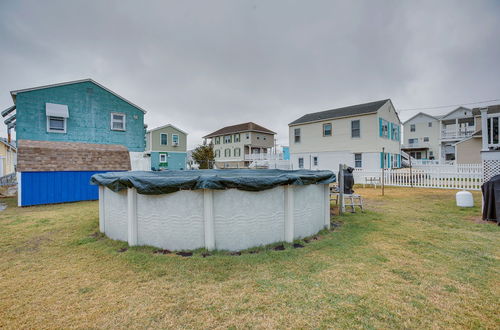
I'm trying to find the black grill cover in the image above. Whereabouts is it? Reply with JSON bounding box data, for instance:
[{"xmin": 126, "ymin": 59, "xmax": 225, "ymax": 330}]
[
  {"xmin": 482, "ymin": 174, "xmax": 500, "ymax": 224},
  {"xmin": 340, "ymin": 167, "xmax": 355, "ymax": 194}
]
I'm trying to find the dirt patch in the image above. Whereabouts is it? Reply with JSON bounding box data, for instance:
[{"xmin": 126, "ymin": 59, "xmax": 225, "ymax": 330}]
[
  {"xmin": 154, "ymin": 249, "xmax": 172, "ymax": 254},
  {"xmin": 273, "ymin": 244, "xmax": 285, "ymax": 251},
  {"xmin": 14, "ymin": 232, "xmax": 54, "ymax": 253},
  {"xmin": 293, "ymin": 243, "xmax": 304, "ymax": 248},
  {"xmin": 176, "ymin": 251, "xmax": 192, "ymax": 257},
  {"xmin": 466, "ymin": 215, "xmax": 498, "ymax": 225},
  {"xmin": 117, "ymin": 247, "xmax": 128, "ymax": 253}
]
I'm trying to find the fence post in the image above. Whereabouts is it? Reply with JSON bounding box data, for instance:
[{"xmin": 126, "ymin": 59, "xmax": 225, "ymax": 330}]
[{"xmin": 382, "ymin": 147, "xmax": 385, "ymax": 196}]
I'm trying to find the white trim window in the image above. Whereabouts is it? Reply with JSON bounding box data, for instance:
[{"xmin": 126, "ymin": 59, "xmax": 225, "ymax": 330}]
[
  {"xmin": 354, "ymin": 153, "xmax": 362, "ymax": 168},
  {"xmin": 234, "ymin": 133, "xmax": 240, "ymax": 143},
  {"xmin": 351, "ymin": 120, "xmax": 360, "ymax": 138},
  {"xmin": 224, "ymin": 135, "xmax": 232, "ymax": 144},
  {"xmin": 159, "ymin": 153, "xmax": 167, "ymax": 163},
  {"xmin": 47, "ymin": 116, "xmax": 66, "ymax": 133},
  {"xmin": 313, "ymin": 156, "xmax": 318, "ymax": 166},
  {"xmin": 323, "ymin": 123, "xmax": 332, "ymax": 137},
  {"xmin": 215, "ymin": 149, "xmax": 220, "ymax": 158},
  {"xmin": 234, "ymin": 148, "xmax": 241, "ymax": 157},
  {"xmin": 410, "ymin": 124, "xmax": 416, "ymax": 132},
  {"xmin": 294, "ymin": 128, "xmax": 301, "ymax": 143},
  {"xmin": 111, "ymin": 113, "xmax": 126, "ymax": 131},
  {"xmin": 160, "ymin": 133, "xmax": 168, "ymax": 145},
  {"xmin": 172, "ymin": 134, "xmax": 179, "ymax": 146},
  {"xmin": 224, "ymin": 148, "xmax": 231, "ymax": 157},
  {"xmin": 298, "ymin": 157, "xmax": 304, "ymax": 169}
]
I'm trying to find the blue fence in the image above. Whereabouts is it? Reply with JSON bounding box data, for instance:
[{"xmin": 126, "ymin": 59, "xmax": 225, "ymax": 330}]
[{"xmin": 20, "ymin": 171, "xmax": 110, "ymax": 206}]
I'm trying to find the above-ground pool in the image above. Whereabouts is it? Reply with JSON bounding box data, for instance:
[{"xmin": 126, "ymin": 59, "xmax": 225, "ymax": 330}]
[{"xmin": 91, "ymin": 169, "xmax": 336, "ymax": 251}]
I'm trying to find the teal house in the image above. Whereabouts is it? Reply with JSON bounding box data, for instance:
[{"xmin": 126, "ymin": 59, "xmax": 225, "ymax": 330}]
[
  {"xmin": 145, "ymin": 124, "xmax": 188, "ymax": 170},
  {"xmin": 1, "ymin": 79, "xmax": 147, "ymax": 206}
]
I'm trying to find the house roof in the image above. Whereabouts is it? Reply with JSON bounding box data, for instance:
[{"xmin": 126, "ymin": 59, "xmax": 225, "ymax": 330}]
[
  {"xmin": 472, "ymin": 104, "xmax": 500, "ymax": 116},
  {"xmin": 147, "ymin": 124, "xmax": 188, "ymax": 135},
  {"xmin": 403, "ymin": 112, "xmax": 441, "ymax": 125},
  {"xmin": 203, "ymin": 122, "xmax": 276, "ymax": 138},
  {"xmin": 9, "ymin": 78, "xmax": 147, "ymax": 113},
  {"xmin": 439, "ymin": 106, "xmax": 472, "ymax": 120},
  {"xmin": 17, "ymin": 140, "xmax": 131, "ymax": 172},
  {"xmin": 289, "ymin": 99, "xmax": 390, "ymax": 126}
]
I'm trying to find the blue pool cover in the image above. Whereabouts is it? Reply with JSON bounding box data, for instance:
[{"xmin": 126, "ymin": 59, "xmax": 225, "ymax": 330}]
[{"xmin": 91, "ymin": 169, "xmax": 336, "ymax": 195}]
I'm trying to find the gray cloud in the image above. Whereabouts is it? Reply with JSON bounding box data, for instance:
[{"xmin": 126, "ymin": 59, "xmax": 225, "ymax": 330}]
[{"xmin": 1, "ymin": 0, "xmax": 499, "ymax": 148}]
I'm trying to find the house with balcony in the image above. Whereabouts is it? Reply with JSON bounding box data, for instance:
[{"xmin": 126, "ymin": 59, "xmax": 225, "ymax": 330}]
[
  {"xmin": 288, "ymin": 99, "xmax": 402, "ymax": 171},
  {"xmin": 402, "ymin": 106, "xmax": 497, "ymax": 164},
  {"xmin": 401, "ymin": 112, "xmax": 441, "ymax": 161},
  {"xmin": 145, "ymin": 124, "xmax": 188, "ymax": 170},
  {"xmin": 1, "ymin": 79, "xmax": 147, "ymax": 206},
  {"xmin": 478, "ymin": 105, "xmax": 500, "ymax": 181},
  {"xmin": 203, "ymin": 122, "xmax": 276, "ymax": 168}
]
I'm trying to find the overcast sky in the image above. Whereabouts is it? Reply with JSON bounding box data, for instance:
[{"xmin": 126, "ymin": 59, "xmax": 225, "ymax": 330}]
[{"xmin": 1, "ymin": 0, "xmax": 499, "ymax": 148}]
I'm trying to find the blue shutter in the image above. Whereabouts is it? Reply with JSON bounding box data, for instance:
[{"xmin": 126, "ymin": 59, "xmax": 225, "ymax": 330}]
[
  {"xmin": 379, "ymin": 118, "xmax": 383, "ymax": 137},
  {"xmin": 380, "ymin": 152, "xmax": 384, "ymax": 168},
  {"xmin": 388, "ymin": 153, "xmax": 391, "ymax": 168},
  {"xmin": 397, "ymin": 154, "xmax": 401, "ymax": 168},
  {"xmin": 388, "ymin": 122, "xmax": 392, "ymax": 140}
]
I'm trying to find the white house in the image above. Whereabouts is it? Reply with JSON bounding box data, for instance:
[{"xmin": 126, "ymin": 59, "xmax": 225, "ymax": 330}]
[
  {"xmin": 203, "ymin": 122, "xmax": 276, "ymax": 168},
  {"xmin": 401, "ymin": 112, "xmax": 441, "ymax": 161},
  {"xmin": 288, "ymin": 99, "xmax": 402, "ymax": 171}
]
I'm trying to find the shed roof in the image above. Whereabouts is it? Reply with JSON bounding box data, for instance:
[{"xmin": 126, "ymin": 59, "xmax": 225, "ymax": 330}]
[
  {"xmin": 17, "ymin": 140, "xmax": 131, "ymax": 172},
  {"xmin": 10, "ymin": 78, "xmax": 147, "ymax": 113},
  {"xmin": 289, "ymin": 99, "xmax": 390, "ymax": 126},
  {"xmin": 203, "ymin": 122, "xmax": 276, "ymax": 138}
]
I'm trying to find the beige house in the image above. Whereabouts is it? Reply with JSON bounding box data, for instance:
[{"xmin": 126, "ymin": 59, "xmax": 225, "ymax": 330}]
[
  {"xmin": 402, "ymin": 112, "xmax": 441, "ymax": 161},
  {"xmin": 0, "ymin": 138, "xmax": 16, "ymax": 176},
  {"xmin": 289, "ymin": 99, "xmax": 401, "ymax": 170},
  {"xmin": 203, "ymin": 122, "xmax": 276, "ymax": 168}
]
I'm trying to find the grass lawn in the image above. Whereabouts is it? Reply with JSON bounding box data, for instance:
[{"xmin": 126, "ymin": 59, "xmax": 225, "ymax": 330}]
[{"xmin": 0, "ymin": 187, "xmax": 498, "ymax": 328}]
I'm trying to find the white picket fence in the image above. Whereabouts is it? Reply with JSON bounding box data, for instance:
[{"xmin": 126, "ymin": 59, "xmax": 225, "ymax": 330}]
[{"xmin": 353, "ymin": 164, "xmax": 483, "ymax": 190}]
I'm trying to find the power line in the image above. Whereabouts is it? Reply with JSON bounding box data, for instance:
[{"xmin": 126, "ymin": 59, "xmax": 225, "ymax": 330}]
[{"xmin": 398, "ymin": 98, "xmax": 500, "ymax": 112}]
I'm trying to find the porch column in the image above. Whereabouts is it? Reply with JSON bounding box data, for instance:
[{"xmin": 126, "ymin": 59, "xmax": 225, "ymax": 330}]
[
  {"xmin": 455, "ymin": 118, "xmax": 459, "ymax": 139},
  {"xmin": 480, "ymin": 108, "xmax": 488, "ymax": 151}
]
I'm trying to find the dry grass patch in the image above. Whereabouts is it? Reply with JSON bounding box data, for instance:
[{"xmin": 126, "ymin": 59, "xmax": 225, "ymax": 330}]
[{"xmin": 0, "ymin": 187, "xmax": 498, "ymax": 329}]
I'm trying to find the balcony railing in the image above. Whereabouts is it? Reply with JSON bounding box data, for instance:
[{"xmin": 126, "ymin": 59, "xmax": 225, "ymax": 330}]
[
  {"xmin": 401, "ymin": 142, "xmax": 430, "ymax": 149},
  {"xmin": 244, "ymin": 153, "xmax": 284, "ymax": 161},
  {"xmin": 441, "ymin": 129, "xmax": 475, "ymax": 140}
]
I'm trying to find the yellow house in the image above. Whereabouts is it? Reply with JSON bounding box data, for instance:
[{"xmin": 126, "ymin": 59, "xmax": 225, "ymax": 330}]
[{"xmin": 0, "ymin": 138, "xmax": 16, "ymax": 176}]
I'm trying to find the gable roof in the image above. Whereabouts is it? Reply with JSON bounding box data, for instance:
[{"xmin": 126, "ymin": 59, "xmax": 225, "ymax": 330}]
[
  {"xmin": 10, "ymin": 78, "xmax": 147, "ymax": 113},
  {"xmin": 203, "ymin": 122, "xmax": 276, "ymax": 138},
  {"xmin": 439, "ymin": 106, "xmax": 471, "ymax": 120},
  {"xmin": 147, "ymin": 124, "xmax": 188, "ymax": 135},
  {"xmin": 472, "ymin": 104, "xmax": 500, "ymax": 116},
  {"xmin": 289, "ymin": 99, "xmax": 390, "ymax": 126},
  {"xmin": 403, "ymin": 112, "xmax": 441, "ymax": 125},
  {"xmin": 0, "ymin": 137, "xmax": 16, "ymax": 151}
]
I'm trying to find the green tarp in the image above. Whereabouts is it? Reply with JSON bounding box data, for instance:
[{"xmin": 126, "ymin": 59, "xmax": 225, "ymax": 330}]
[{"xmin": 91, "ymin": 169, "xmax": 336, "ymax": 195}]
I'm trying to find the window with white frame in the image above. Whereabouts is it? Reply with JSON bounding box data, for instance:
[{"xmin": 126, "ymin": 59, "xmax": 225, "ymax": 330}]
[
  {"xmin": 111, "ymin": 113, "xmax": 126, "ymax": 131},
  {"xmin": 423, "ymin": 137, "xmax": 429, "ymax": 142},
  {"xmin": 160, "ymin": 133, "xmax": 168, "ymax": 145},
  {"xmin": 172, "ymin": 134, "xmax": 179, "ymax": 145},
  {"xmin": 294, "ymin": 128, "xmax": 301, "ymax": 143},
  {"xmin": 234, "ymin": 148, "xmax": 241, "ymax": 157},
  {"xmin": 313, "ymin": 156, "xmax": 318, "ymax": 166},
  {"xmin": 224, "ymin": 135, "xmax": 232, "ymax": 144},
  {"xmin": 47, "ymin": 116, "xmax": 66, "ymax": 133},
  {"xmin": 298, "ymin": 157, "xmax": 304, "ymax": 169},
  {"xmin": 351, "ymin": 120, "xmax": 360, "ymax": 138},
  {"xmin": 246, "ymin": 133, "xmax": 250, "ymax": 139},
  {"xmin": 323, "ymin": 123, "xmax": 332, "ymax": 136},
  {"xmin": 159, "ymin": 153, "xmax": 167, "ymax": 163},
  {"xmin": 215, "ymin": 149, "xmax": 220, "ymax": 157},
  {"xmin": 382, "ymin": 120, "xmax": 389, "ymax": 138},
  {"xmin": 234, "ymin": 133, "xmax": 240, "ymax": 143},
  {"xmin": 392, "ymin": 124, "xmax": 398, "ymax": 140},
  {"xmin": 224, "ymin": 148, "xmax": 231, "ymax": 157},
  {"xmin": 487, "ymin": 115, "xmax": 499, "ymax": 147},
  {"xmin": 410, "ymin": 124, "xmax": 416, "ymax": 132},
  {"xmin": 354, "ymin": 153, "xmax": 362, "ymax": 168},
  {"xmin": 215, "ymin": 137, "xmax": 220, "ymax": 144},
  {"xmin": 428, "ymin": 122, "xmax": 432, "ymax": 127}
]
